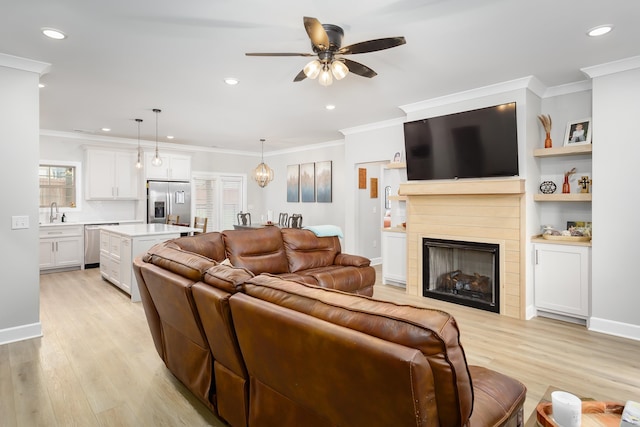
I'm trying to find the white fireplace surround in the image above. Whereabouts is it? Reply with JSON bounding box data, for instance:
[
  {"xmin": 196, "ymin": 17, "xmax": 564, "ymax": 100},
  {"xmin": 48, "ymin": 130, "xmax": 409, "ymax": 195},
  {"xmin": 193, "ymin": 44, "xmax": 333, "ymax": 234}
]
[{"xmin": 400, "ymin": 178, "xmax": 525, "ymax": 318}]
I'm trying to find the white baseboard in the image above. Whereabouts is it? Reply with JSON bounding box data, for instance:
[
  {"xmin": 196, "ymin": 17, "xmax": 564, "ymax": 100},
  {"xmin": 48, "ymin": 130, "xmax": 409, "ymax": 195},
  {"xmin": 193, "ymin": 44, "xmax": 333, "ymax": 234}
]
[
  {"xmin": 588, "ymin": 317, "xmax": 640, "ymax": 342},
  {"xmin": 525, "ymin": 304, "xmax": 537, "ymax": 320},
  {"xmin": 370, "ymin": 257, "xmax": 382, "ymax": 266},
  {"xmin": 0, "ymin": 322, "xmax": 43, "ymax": 345}
]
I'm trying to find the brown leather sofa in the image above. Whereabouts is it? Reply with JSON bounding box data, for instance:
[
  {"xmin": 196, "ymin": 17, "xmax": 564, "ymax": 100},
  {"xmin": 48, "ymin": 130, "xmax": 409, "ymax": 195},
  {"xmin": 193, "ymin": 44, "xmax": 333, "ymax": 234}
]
[
  {"xmin": 168, "ymin": 226, "xmax": 375, "ymax": 295},
  {"xmin": 133, "ymin": 228, "xmax": 526, "ymax": 426}
]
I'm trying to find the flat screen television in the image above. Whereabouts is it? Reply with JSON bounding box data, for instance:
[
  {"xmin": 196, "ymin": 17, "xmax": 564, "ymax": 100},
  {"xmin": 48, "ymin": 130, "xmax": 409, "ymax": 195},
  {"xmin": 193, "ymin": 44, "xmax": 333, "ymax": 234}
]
[{"xmin": 403, "ymin": 102, "xmax": 519, "ymax": 181}]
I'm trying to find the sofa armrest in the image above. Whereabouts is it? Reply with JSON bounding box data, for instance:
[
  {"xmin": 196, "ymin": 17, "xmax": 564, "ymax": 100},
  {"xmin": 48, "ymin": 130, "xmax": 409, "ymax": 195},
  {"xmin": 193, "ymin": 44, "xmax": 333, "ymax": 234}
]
[
  {"xmin": 143, "ymin": 244, "xmax": 216, "ymax": 281},
  {"xmin": 334, "ymin": 253, "xmax": 371, "ymax": 268},
  {"xmin": 203, "ymin": 264, "xmax": 254, "ymax": 294}
]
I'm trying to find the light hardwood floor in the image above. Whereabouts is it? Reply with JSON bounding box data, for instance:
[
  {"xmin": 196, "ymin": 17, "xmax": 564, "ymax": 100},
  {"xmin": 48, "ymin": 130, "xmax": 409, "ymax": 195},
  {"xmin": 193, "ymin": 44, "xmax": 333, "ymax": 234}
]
[{"xmin": 2, "ymin": 266, "xmax": 639, "ymax": 426}]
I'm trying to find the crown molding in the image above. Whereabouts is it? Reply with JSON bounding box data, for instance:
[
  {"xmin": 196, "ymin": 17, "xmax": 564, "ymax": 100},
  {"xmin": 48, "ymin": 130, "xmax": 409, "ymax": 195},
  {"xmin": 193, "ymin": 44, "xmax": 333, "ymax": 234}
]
[
  {"xmin": 581, "ymin": 55, "xmax": 640, "ymax": 79},
  {"xmin": 0, "ymin": 53, "xmax": 50, "ymax": 75},
  {"xmin": 399, "ymin": 76, "xmax": 545, "ymax": 114},
  {"xmin": 340, "ymin": 116, "xmax": 405, "ymax": 136}
]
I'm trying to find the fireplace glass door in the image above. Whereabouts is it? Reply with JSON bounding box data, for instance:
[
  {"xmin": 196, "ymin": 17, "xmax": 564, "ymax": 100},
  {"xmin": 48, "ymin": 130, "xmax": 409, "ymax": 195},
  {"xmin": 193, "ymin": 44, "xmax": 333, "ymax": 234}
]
[{"xmin": 423, "ymin": 238, "xmax": 499, "ymax": 313}]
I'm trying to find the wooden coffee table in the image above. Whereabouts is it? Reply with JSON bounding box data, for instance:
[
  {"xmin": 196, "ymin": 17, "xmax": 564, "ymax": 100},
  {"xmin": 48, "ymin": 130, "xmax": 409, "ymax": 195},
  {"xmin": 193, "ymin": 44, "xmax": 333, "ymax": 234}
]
[
  {"xmin": 525, "ymin": 386, "xmax": 624, "ymax": 427},
  {"xmin": 525, "ymin": 386, "xmax": 594, "ymax": 427}
]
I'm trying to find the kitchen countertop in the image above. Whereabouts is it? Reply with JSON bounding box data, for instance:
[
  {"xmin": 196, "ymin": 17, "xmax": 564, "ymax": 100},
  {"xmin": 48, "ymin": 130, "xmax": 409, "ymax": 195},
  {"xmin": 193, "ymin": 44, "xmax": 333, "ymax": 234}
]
[
  {"xmin": 99, "ymin": 223, "xmax": 200, "ymax": 237},
  {"xmin": 40, "ymin": 219, "xmax": 144, "ymax": 228}
]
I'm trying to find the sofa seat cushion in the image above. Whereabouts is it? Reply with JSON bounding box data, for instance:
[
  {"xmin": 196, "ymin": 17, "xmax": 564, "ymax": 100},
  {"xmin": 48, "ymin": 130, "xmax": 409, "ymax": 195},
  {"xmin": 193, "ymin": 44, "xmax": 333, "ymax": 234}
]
[
  {"xmin": 468, "ymin": 366, "xmax": 526, "ymax": 426},
  {"xmin": 274, "ymin": 272, "xmax": 320, "ymax": 286},
  {"xmin": 223, "ymin": 227, "xmax": 290, "ymax": 274},
  {"xmin": 168, "ymin": 232, "xmax": 226, "ymax": 262},
  {"xmin": 294, "ymin": 265, "xmax": 375, "ymax": 295},
  {"xmin": 281, "ymin": 228, "xmax": 340, "ymax": 273},
  {"xmin": 241, "ymin": 274, "xmax": 474, "ymax": 427}
]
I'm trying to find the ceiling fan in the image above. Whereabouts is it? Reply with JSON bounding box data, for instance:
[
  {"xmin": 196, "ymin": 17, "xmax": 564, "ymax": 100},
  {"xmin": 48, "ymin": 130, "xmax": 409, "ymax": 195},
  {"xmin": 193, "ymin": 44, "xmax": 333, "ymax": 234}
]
[{"xmin": 245, "ymin": 16, "xmax": 406, "ymax": 86}]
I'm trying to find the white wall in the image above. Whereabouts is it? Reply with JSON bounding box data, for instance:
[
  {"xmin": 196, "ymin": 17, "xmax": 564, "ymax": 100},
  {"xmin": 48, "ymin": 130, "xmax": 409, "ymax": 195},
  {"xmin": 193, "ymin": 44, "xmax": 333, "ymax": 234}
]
[
  {"xmin": 0, "ymin": 54, "xmax": 49, "ymax": 344},
  {"xmin": 587, "ymin": 61, "xmax": 640, "ymax": 339},
  {"xmin": 253, "ymin": 141, "xmax": 346, "ymax": 231},
  {"xmin": 343, "ymin": 120, "xmax": 406, "ymax": 253}
]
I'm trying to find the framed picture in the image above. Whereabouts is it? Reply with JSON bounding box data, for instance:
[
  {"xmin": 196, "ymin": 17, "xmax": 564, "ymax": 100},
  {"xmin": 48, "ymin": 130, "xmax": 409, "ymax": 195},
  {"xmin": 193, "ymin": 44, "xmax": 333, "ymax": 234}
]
[
  {"xmin": 286, "ymin": 164, "xmax": 299, "ymax": 202},
  {"xmin": 315, "ymin": 161, "xmax": 332, "ymax": 203},
  {"xmin": 370, "ymin": 178, "xmax": 378, "ymax": 198},
  {"xmin": 564, "ymin": 118, "xmax": 592, "ymax": 146},
  {"xmin": 391, "ymin": 151, "xmax": 403, "ymax": 163},
  {"xmin": 300, "ymin": 163, "xmax": 315, "ymax": 202},
  {"xmin": 358, "ymin": 168, "xmax": 367, "ymax": 189}
]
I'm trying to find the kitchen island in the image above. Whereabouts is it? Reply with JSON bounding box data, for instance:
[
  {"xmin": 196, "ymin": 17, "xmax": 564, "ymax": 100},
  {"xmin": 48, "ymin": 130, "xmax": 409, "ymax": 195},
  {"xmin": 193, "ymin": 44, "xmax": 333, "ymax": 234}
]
[{"xmin": 99, "ymin": 223, "xmax": 200, "ymax": 302}]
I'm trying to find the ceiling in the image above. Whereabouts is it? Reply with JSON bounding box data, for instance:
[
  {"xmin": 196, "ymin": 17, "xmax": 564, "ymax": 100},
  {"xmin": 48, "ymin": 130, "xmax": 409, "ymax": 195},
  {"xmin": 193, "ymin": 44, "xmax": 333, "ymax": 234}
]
[{"xmin": 1, "ymin": 0, "xmax": 638, "ymax": 153}]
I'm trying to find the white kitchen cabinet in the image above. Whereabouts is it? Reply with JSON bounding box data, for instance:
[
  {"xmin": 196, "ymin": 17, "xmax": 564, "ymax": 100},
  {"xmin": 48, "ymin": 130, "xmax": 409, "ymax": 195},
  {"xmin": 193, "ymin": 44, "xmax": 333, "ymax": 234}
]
[
  {"xmin": 144, "ymin": 152, "xmax": 191, "ymax": 180},
  {"xmin": 534, "ymin": 242, "xmax": 591, "ymax": 320},
  {"xmin": 85, "ymin": 149, "xmax": 139, "ymax": 200},
  {"xmin": 39, "ymin": 225, "xmax": 84, "ymax": 271},
  {"xmin": 382, "ymin": 229, "xmax": 406, "ymax": 287},
  {"xmin": 100, "ymin": 224, "xmax": 198, "ymax": 302}
]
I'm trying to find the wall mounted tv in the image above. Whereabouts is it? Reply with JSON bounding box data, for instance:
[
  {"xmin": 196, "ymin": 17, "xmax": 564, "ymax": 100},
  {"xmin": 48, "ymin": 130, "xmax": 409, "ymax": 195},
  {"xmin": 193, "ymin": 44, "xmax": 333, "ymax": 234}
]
[{"xmin": 403, "ymin": 102, "xmax": 519, "ymax": 181}]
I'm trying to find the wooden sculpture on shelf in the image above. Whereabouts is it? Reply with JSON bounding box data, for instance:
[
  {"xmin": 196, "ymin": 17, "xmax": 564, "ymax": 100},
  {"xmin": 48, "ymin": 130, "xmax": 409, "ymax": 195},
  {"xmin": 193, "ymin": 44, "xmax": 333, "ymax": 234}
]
[{"xmin": 579, "ymin": 176, "xmax": 592, "ymax": 193}]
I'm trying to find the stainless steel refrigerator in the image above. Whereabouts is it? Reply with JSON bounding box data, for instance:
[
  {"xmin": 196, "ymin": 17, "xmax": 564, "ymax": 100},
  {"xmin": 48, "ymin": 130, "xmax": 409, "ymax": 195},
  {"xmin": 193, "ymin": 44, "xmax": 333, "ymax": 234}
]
[{"xmin": 147, "ymin": 180, "xmax": 191, "ymax": 224}]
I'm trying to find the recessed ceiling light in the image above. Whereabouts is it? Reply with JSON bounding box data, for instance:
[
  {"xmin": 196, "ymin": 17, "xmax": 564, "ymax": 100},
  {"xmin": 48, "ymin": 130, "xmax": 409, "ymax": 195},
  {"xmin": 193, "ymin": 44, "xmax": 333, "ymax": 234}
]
[
  {"xmin": 41, "ymin": 27, "xmax": 67, "ymax": 40},
  {"xmin": 167, "ymin": 135, "xmax": 175, "ymax": 139},
  {"xmin": 224, "ymin": 77, "xmax": 239, "ymax": 85},
  {"xmin": 39, "ymin": 83, "xmax": 45, "ymax": 88},
  {"xmin": 101, "ymin": 128, "xmax": 111, "ymax": 132},
  {"xmin": 325, "ymin": 104, "xmax": 336, "ymax": 110},
  {"xmin": 587, "ymin": 25, "xmax": 613, "ymax": 37}
]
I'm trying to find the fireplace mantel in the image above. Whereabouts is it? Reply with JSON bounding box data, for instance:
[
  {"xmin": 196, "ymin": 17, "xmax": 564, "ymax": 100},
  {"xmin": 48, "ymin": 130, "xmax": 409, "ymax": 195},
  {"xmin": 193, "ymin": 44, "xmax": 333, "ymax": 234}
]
[{"xmin": 400, "ymin": 178, "xmax": 525, "ymax": 196}]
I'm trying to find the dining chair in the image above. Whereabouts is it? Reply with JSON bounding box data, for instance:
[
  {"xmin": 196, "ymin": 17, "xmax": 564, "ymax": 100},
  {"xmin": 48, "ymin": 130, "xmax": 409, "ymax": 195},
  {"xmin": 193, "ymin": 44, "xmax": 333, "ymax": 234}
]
[
  {"xmin": 288, "ymin": 214, "xmax": 303, "ymax": 229},
  {"xmin": 237, "ymin": 212, "xmax": 251, "ymax": 226},
  {"xmin": 194, "ymin": 216, "xmax": 208, "ymax": 234},
  {"xmin": 278, "ymin": 213, "xmax": 289, "ymax": 227},
  {"xmin": 166, "ymin": 214, "xmax": 180, "ymax": 225}
]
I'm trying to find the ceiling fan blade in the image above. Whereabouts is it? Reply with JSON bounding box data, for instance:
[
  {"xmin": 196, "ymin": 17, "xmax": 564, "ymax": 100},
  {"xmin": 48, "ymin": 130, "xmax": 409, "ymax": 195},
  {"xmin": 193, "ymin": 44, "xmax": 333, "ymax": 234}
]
[
  {"xmin": 245, "ymin": 52, "xmax": 314, "ymax": 57},
  {"xmin": 293, "ymin": 70, "xmax": 307, "ymax": 82},
  {"xmin": 338, "ymin": 36, "xmax": 406, "ymax": 55},
  {"xmin": 303, "ymin": 16, "xmax": 330, "ymax": 51},
  {"xmin": 343, "ymin": 58, "xmax": 377, "ymax": 78}
]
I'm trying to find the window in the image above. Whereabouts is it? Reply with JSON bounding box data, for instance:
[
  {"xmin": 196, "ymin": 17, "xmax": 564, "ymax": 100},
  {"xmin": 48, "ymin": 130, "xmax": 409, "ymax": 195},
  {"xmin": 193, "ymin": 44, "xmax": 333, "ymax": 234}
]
[
  {"xmin": 192, "ymin": 173, "xmax": 245, "ymax": 231},
  {"xmin": 39, "ymin": 161, "xmax": 81, "ymax": 209}
]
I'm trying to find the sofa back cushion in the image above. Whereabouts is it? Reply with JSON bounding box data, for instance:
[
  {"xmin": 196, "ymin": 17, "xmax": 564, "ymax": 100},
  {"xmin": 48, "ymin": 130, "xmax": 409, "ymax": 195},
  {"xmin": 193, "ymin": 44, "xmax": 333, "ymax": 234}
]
[
  {"xmin": 168, "ymin": 232, "xmax": 226, "ymax": 262},
  {"xmin": 281, "ymin": 228, "xmax": 340, "ymax": 273},
  {"xmin": 239, "ymin": 274, "xmax": 474, "ymax": 427},
  {"xmin": 222, "ymin": 226, "xmax": 289, "ymax": 274}
]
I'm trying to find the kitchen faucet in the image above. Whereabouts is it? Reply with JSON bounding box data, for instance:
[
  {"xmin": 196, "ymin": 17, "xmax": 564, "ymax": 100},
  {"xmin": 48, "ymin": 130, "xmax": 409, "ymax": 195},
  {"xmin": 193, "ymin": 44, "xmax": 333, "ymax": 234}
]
[{"xmin": 50, "ymin": 202, "xmax": 59, "ymax": 223}]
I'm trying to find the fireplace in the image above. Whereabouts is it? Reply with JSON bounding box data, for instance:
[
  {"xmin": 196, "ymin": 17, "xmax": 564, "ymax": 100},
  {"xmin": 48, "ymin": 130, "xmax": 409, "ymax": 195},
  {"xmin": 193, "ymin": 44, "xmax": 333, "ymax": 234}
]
[{"xmin": 423, "ymin": 238, "xmax": 499, "ymax": 313}]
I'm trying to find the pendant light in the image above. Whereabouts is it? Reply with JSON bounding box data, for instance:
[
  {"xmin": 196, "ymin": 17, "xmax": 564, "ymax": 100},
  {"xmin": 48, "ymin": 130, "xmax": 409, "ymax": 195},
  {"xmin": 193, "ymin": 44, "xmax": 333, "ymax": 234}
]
[
  {"xmin": 135, "ymin": 118, "xmax": 143, "ymax": 169},
  {"xmin": 151, "ymin": 108, "xmax": 163, "ymax": 167},
  {"xmin": 252, "ymin": 138, "xmax": 274, "ymax": 187}
]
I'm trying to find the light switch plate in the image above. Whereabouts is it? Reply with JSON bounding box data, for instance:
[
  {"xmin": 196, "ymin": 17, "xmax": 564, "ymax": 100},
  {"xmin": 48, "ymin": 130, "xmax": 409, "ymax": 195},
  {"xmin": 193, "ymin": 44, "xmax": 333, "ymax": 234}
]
[{"xmin": 12, "ymin": 215, "xmax": 29, "ymax": 229}]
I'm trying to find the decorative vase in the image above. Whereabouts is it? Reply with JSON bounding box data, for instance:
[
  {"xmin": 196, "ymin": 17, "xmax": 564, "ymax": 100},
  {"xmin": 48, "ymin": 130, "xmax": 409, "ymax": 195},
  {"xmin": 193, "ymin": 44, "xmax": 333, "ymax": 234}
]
[
  {"xmin": 562, "ymin": 175, "xmax": 570, "ymax": 194},
  {"xmin": 544, "ymin": 132, "xmax": 552, "ymax": 149}
]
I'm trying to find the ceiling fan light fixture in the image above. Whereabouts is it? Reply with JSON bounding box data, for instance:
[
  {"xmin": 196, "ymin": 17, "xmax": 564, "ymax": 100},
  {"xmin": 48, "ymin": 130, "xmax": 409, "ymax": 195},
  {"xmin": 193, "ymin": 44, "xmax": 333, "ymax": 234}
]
[
  {"xmin": 303, "ymin": 60, "xmax": 322, "ymax": 79},
  {"xmin": 318, "ymin": 67, "xmax": 333, "ymax": 86},
  {"xmin": 331, "ymin": 60, "xmax": 349, "ymax": 80}
]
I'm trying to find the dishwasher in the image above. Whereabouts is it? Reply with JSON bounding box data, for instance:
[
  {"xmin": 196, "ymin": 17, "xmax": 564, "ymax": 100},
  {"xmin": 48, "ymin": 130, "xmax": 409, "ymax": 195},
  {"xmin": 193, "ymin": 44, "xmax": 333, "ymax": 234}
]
[{"xmin": 84, "ymin": 223, "xmax": 119, "ymax": 268}]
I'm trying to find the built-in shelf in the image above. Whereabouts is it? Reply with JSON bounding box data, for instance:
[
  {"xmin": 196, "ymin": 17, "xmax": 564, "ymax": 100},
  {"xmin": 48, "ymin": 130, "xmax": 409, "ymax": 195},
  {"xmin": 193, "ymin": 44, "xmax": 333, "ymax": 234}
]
[
  {"xmin": 534, "ymin": 193, "xmax": 591, "ymax": 202},
  {"xmin": 384, "ymin": 162, "xmax": 406, "ymax": 169},
  {"xmin": 533, "ymin": 144, "xmax": 592, "ymax": 158},
  {"xmin": 531, "ymin": 236, "xmax": 592, "ymax": 247},
  {"xmin": 389, "ymin": 195, "xmax": 407, "ymax": 201}
]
